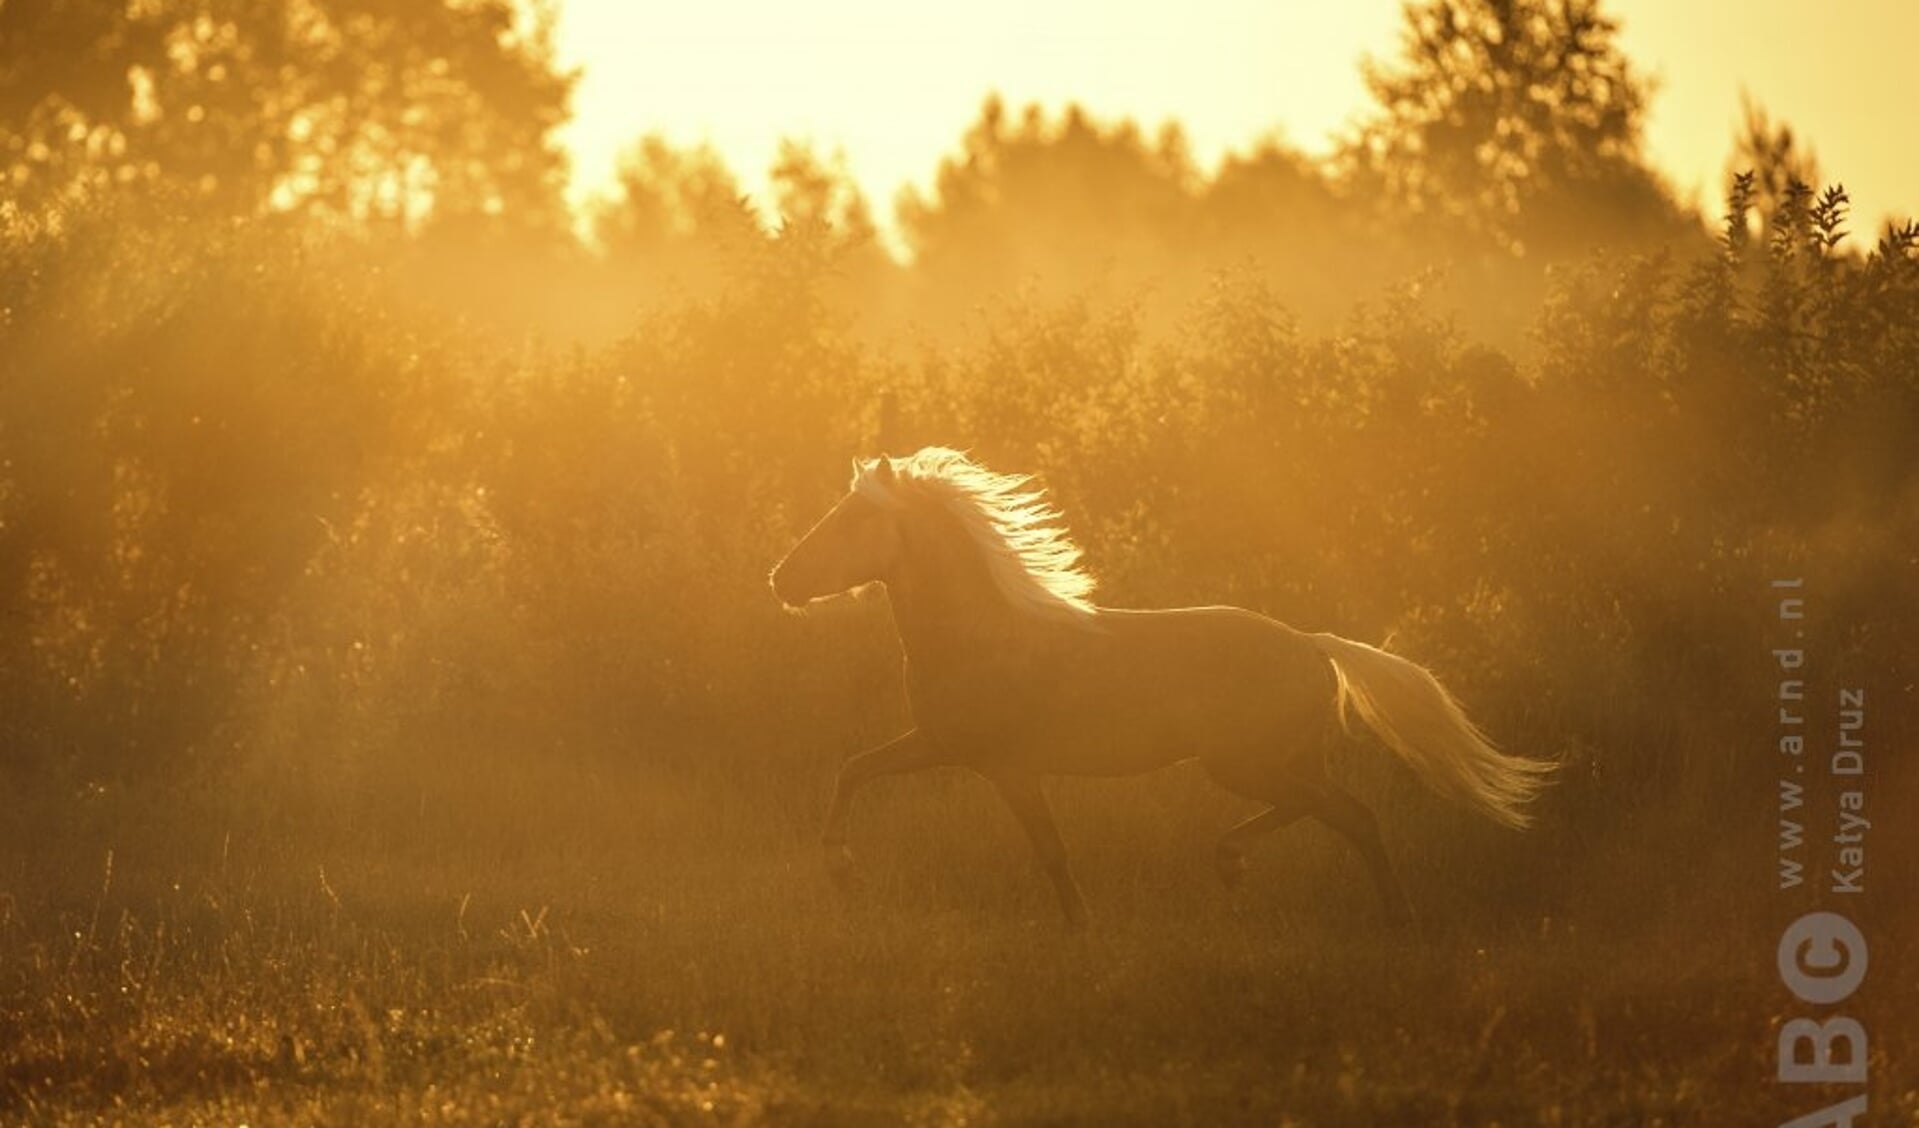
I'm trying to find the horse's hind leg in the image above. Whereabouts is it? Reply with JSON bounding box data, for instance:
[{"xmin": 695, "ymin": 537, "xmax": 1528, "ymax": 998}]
[
  {"xmin": 1201, "ymin": 754, "xmax": 1316, "ymax": 888},
  {"xmin": 1202, "ymin": 755, "xmax": 1414, "ymax": 925},
  {"xmin": 1212, "ymin": 796, "xmax": 1312, "ymax": 888},
  {"xmin": 1307, "ymin": 782, "xmax": 1416, "ymax": 926},
  {"xmin": 988, "ymin": 772, "xmax": 1090, "ymax": 930}
]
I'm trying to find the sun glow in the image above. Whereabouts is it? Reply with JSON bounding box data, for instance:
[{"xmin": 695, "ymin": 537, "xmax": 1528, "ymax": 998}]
[
  {"xmin": 554, "ymin": 0, "xmax": 1917, "ymax": 245},
  {"xmin": 553, "ymin": 1, "xmax": 1397, "ymax": 244}
]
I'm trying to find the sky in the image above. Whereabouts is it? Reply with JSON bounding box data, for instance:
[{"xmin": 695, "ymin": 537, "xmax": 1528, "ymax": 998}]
[{"xmin": 553, "ymin": 1, "xmax": 1917, "ymax": 253}]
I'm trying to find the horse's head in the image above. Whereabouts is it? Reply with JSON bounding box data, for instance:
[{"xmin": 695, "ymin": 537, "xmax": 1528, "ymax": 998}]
[{"xmin": 769, "ymin": 456, "xmax": 905, "ymax": 608}]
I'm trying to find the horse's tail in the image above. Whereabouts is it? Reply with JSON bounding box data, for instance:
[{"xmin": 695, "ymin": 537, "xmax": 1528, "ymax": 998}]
[{"xmin": 1310, "ymin": 633, "xmax": 1553, "ymax": 829}]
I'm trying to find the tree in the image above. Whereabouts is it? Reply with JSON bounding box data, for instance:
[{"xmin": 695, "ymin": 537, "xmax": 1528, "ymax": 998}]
[
  {"xmin": 590, "ymin": 137, "xmax": 755, "ymax": 262},
  {"xmin": 1727, "ymin": 92, "xmax": 1822, "ymax": 229},
  {"xmin": 582, "ymin": 134, "xmax": 763, "ymax": 314},
  {"xmin": 897, "ymin": 97, "xmax": 1201, "ymax": 312},
  {"xmin": 1198, "ymin": 138, "xmax": 1398, "ymax": 328},
  {"xmin": 0, "ymin": 211, "xmax": 440, "ymax": 778},
  {"xmin": 769, "ymin": 140, "xmax": 874, "ymax": 242},
  {"xmin": 0, "ymin": 0, "xmax": 574, "ymax": 236},
  {"xmin": 1349, "ymin": 0, "xmax": 1679, "ymax": 258}
]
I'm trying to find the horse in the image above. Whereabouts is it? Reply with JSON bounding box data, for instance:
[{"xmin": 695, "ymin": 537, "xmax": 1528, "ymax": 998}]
[{"xmin": 768, "ymin": 447, "xmax": 1553, "ymax": 929}]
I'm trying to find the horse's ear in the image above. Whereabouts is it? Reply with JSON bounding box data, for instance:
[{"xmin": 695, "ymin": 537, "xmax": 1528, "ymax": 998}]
[{"xmin": 874, "ymin": 454, "xmax": 895, "ymax": 483}]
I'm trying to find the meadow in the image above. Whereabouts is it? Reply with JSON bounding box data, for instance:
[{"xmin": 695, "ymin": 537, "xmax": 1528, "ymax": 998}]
[{"xmin": 10, "ymin": 738, "xmax": 1913, "ymax": 1126}]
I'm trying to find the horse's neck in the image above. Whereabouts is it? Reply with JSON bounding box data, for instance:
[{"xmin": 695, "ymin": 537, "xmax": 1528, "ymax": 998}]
[{"xmin": 886, "ymin": 513, "xmax": 1024, "ymax": 667}]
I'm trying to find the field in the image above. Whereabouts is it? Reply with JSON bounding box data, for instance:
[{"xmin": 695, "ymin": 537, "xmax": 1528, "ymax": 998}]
[{"xmin": 5, "ymin": 736, "xmax": 1913, "ymax": 1126}]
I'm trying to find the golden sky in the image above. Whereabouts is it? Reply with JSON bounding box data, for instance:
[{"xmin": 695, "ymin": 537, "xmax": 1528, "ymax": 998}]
[{"xmin": 555, "ymin": 0, "xmax": 1916, "ymax": 250}]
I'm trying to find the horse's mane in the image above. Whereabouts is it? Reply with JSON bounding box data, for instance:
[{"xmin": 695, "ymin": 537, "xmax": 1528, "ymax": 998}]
[{"xmin": 853, "ymin": 447, "xmax": 1098, "ymax": 623}]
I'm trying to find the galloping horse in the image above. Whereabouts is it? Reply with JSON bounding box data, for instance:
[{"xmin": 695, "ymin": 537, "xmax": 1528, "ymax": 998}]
[{"xmin": 769, "ymin": 448, "xmax": 1552, "ymax": 928}]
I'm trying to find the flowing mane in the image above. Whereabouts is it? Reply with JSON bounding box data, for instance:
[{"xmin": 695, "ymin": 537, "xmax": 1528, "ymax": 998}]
[{"xmin": 852, "ymin": 447, "xmax": 1098, "ymax": 622}]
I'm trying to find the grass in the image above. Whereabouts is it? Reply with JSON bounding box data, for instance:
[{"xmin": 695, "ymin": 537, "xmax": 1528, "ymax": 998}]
[{"xmin": 2, "ymin": 744, "xmax": 1914, "ymax": 1126}]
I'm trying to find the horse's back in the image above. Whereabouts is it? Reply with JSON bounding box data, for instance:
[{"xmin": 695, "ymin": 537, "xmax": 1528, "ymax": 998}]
[
  {"xmin": 1092, "ymin": 604, "xmax": 1333, "ymax": 724},
  {"xmin": 965, "ymin": 604, "xmax": 1337, "ymax": 776}
]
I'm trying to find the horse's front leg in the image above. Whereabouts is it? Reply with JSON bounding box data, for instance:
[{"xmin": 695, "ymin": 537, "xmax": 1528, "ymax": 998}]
[
  {"xmin": 989, "ymin": 772, "xmax": 1090, "ymax": 931},
  {"xmin": 820, "ymin": 728, "xmax": 943, "ymax": 880}
]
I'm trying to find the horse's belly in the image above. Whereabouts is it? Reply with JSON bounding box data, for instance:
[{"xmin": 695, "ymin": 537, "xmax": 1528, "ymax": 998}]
[
  {"xmin": 909, "ymin": 606, "xmax": 1335, "ymax": 778},
  {"xmin": 978, "ymin": 668, "xmax": 1301, "ymax": 776}
]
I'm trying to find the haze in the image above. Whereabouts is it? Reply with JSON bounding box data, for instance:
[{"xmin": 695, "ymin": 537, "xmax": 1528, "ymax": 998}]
[{"xmin": 558, "ymin": 0, "xmax": 1919, "ymax": 245}]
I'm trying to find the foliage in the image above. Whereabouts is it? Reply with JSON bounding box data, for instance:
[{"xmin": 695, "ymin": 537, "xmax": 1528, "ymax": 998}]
[
  {"xmin": 588, "ymin": 136, "xmax": 758, "ymax": 275},
  {"xmin": 898, "ymin": 97, "xmax": 1202, "ymax": 318},
  {"xmin": 1349, "ymin": 0, "xmax": 1681, "ymax": 258},
  {"xmin": 1730, "ymin": 92, "xmax": 1824, "ymax": 226},
  {"xmin": 0, "ymin": 0, "xmax": 574, "ymax": 235},
  {"xmin": 0, "ymin": 209, "xmax": 453, "ymax": 777}
]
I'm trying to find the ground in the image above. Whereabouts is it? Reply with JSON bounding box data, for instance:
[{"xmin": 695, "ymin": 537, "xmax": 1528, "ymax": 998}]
[{"xmin": 2, "ymin": 752, "xmax": 1912, "ymax": 1126}]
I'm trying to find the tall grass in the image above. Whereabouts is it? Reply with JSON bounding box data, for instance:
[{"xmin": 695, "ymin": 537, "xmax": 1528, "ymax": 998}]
[{"xmin": 8, "ymin": 748, "xmax": 1913, "ymax": 1124}]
